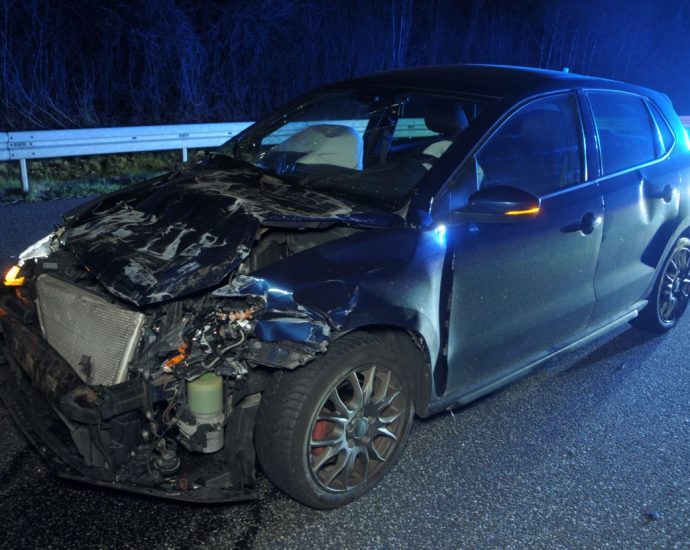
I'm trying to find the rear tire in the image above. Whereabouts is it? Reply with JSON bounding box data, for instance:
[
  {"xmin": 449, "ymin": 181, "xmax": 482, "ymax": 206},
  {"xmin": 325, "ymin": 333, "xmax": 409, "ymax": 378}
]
[
  {"xmin": 632, "ymin": 237, "xmax": 690, "ymax": 333},
  {"xmin": 255, "ymin": 331, "xmax": 416, "ymax": 509}
]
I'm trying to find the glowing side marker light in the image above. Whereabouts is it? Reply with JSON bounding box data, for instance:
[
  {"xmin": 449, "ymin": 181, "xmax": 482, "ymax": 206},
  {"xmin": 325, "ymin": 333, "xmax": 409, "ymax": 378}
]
[
  {"xmin": 504, "ymin": 206, "xmax": 540, "ymax": 217},
  {"xmin": 433, "ymin": 224, "xmax": 447, "ymax": 245},
  {"xmin": 3, "ymin": 265, "xmax": 25, "ymax": 287}
]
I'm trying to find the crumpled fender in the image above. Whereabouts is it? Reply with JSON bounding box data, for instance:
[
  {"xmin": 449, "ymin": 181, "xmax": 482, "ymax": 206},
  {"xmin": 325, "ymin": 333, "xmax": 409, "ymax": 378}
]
[
  {"xmin": 217, "ymin": 226, "xmax": 447, "ymax": 368},
  {"xmin": 214, "ymin": 276, "xmax": 331, "ymax": 350}
]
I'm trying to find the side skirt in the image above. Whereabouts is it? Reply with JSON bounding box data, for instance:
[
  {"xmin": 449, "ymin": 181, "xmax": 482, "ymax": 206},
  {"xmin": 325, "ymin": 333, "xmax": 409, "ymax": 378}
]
[{"xmin": 427, "ymin": 301, "xmax": 646, "ymax": 415}]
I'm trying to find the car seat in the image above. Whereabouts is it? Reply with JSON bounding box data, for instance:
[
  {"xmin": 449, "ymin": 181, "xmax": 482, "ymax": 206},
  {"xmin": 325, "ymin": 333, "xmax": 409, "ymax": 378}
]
[{"xmin": 421, "ymin": 100, "xmax": 470, "ymax": 166}]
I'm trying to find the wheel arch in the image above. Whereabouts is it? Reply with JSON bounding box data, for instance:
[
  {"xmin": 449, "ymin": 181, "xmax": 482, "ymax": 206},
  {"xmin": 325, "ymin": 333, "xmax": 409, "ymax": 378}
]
[{"xmin": 331, "ymin": 324, "xmax": 435, "ymax": 418}]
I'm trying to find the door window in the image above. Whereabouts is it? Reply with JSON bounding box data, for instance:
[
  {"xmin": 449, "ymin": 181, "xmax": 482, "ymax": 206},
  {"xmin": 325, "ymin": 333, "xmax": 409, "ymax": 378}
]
[
  {"xmin": 476, "ymin": 94, "xmax": 583, "ymax": 195},
  {"xmin": 587, "ymin": 91, "xmax": 658, "ymax": 175}
]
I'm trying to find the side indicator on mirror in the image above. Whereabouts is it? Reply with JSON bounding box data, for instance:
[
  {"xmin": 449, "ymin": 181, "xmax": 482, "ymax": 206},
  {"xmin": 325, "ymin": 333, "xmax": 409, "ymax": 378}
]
[{"xmin": 504, "ymin": 206, "xmax": 540, "ymax": 217}]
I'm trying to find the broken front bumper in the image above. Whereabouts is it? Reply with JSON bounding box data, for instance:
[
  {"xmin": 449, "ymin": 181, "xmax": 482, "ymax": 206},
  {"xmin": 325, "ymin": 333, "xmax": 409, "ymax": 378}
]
[{"xmin": 0, "ymin": 295, "xmax": 256, "ymax": 503}]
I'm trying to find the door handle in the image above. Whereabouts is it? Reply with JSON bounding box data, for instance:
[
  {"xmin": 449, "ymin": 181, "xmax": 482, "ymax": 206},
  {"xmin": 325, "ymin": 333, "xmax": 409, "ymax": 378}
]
[
  {"xmin": 579, "ymin": 212, "xmax": 602, "ymax": 235},
  {"xmin": 651, "ymin": 184, "xmax": 677, "ymax": 203},
  {"xmin": 643, "ymin": 174, "xmax": 677, "ymax": 203}
]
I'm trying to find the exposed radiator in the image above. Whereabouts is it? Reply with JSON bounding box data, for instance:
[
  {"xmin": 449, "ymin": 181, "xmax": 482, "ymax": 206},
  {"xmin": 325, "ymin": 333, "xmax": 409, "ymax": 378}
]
[{"xmin": 35, "ymin": 274, "xmax": 146, "ymax": 386}]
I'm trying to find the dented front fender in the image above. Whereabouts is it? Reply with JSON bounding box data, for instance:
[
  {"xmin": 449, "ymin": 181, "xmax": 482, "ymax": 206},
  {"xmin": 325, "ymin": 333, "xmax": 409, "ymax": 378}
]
[{"xmin": 217, "ymin": 226, "xmax": 446, "ymax": 372}]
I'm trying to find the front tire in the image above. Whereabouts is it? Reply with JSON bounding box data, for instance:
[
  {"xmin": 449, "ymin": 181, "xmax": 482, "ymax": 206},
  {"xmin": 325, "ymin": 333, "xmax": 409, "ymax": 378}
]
[
  {"xmin": 255, "ymin": 331, "xmax": 416, "ymax": 509},
  {"xmin": 633, "ymin": 237, "xmax": 690, "ymax": 333}
]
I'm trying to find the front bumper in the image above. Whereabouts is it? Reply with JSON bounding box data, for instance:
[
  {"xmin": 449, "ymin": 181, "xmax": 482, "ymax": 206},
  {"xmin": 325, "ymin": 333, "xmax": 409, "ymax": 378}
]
[{"xmin": 0, "ymin": 291, "xmax": 256, "ymax": 503}]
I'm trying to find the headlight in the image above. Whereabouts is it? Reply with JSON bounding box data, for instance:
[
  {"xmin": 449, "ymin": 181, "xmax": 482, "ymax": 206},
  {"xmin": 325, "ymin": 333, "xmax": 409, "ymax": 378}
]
[{"xmin": 18, "ymin": 232, "xmax": 56, "ymax": 266}]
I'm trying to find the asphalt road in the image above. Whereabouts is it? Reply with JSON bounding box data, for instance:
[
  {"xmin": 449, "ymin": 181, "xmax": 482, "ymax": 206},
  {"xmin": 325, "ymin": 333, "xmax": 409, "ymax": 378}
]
[{"xmin": 0, "ymin": 199, "xmax": 688, "ymax": 549}]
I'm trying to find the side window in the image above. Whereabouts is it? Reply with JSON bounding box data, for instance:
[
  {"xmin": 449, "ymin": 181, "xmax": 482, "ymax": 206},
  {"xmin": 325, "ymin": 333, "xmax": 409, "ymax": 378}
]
[
  {"xmin": 648, "ymin": 102, "xmax": 675, "ymax": 155},
  {"xmin": 588, "ymin": 91, "xmax": 657, "ymax": 175},
  {"xmin": 476, "ymin": 94, "xmax": 582, "ymax": 195}
]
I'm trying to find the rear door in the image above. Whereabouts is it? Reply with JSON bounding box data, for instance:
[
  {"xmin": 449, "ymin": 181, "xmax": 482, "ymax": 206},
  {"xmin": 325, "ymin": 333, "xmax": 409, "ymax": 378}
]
[{"xmin": 585, "ymin": 91, "xmax": 681, "ymax": 324}]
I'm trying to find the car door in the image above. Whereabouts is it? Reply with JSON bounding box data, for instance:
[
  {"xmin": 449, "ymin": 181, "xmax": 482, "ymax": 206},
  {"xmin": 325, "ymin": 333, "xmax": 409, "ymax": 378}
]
[
  {"xmin": 442, "ymin": 92, "xmax": 604, "ymax": 397},
  {"xmin": 584, "ymin": 91, "xmax": 682, "ymax": 325}
]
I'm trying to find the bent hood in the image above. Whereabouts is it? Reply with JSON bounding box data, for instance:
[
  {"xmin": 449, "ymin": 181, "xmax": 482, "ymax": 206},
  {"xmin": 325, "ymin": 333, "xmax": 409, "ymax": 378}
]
[{"xmin": 62, "ymin": 168, "xmax": 402, "ymax": 306}]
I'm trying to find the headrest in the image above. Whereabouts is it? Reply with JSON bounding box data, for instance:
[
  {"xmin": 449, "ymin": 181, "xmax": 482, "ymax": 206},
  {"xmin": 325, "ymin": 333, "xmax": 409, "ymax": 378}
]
[{"xmin": 425, "ymin": 100, "xmax": 469, "ymax": 137}]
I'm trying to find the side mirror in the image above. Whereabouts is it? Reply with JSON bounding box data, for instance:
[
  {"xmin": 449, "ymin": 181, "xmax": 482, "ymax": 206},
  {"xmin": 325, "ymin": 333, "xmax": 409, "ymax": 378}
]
[{"xmin": 453, "ymin": 185, "xmax": 541, "ymax": 223}]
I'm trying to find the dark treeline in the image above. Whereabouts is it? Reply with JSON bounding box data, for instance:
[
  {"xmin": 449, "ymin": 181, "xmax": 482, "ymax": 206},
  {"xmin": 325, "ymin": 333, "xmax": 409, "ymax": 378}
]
[{"xmin": 1, "ymin": 0, "xmax": 689, "ymax": 131}]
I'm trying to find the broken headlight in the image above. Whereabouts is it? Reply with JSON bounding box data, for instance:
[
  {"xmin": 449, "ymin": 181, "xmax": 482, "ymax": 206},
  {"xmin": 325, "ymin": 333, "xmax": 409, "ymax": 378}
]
[{"xmin": 18, "ymin": 231, "xmax": 58, "ymax": 266}]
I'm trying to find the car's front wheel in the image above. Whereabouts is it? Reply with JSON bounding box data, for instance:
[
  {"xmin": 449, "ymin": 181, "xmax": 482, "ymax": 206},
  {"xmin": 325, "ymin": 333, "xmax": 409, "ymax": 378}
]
[
  {"xmin": 255, "ymin": 331, "xmax": 416, "ymax": 508},
  {"xmin": 633, "ymin": 236, "xmax": 690, "ymax": 332}
]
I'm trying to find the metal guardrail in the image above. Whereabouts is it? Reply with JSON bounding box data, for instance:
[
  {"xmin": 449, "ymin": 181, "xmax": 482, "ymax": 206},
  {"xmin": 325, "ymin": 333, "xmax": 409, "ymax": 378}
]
[
  {"xmin": 2, "ymin": 116, "xmax": 690, "ymax": 194},
  {"xmin": 0, "ymin": 119, "xmax": 434, "ymax": 193},
  {"xmin": 2, "ymin": 122, "xmax": 252, "ymax": 193},
  {"xmin": 0, "ymin": 132, "xmax": 9, "ymax": 162}
]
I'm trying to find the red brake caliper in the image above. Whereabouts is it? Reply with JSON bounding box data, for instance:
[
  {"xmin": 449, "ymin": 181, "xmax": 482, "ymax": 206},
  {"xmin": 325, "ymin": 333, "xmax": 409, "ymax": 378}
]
[{"xmin": 311, "ymin": 420, "xmax": 330, "ymax": 456}]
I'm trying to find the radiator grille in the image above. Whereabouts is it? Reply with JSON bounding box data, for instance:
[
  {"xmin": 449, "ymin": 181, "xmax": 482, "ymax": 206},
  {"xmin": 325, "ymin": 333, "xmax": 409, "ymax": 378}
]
[{"xmin": 35, "ymin": 274, "xmax": 146, "ymax": 386}]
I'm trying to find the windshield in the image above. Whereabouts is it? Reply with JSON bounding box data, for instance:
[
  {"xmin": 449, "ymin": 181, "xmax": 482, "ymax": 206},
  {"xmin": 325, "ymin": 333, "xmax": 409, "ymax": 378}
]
[{"xmin": 217, "ymin": 89, "xmax": 490, "ymax": 211}]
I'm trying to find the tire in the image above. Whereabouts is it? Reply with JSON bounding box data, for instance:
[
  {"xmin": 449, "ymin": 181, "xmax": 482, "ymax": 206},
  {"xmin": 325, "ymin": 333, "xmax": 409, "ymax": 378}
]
[
  {"xmin": 632, "ymin": 237, "xmax": 690, "ymax": 333},
  {"xmin": 255, "ymin": 331, "xmax": 416, "ymax": 509}
]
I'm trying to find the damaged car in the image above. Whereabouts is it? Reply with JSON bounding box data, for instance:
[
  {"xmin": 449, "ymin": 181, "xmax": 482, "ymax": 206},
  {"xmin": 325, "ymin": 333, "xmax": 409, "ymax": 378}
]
[{"xmin": 2, "ymin": 65, "xmax": 690, "ymax": 509}]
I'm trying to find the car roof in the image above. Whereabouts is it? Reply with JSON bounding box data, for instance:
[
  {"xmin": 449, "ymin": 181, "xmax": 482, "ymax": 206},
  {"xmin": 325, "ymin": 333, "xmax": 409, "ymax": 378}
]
[{"xmin": 333, "ymin": 64, "xmax": 656, "ymax": 100}]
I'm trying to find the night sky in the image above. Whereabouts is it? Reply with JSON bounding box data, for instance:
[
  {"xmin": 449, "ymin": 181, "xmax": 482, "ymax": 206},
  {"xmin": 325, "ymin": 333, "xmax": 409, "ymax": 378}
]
[{"xmin": 1, "ymin": 0, "xmax": 689, "ymax": 130}]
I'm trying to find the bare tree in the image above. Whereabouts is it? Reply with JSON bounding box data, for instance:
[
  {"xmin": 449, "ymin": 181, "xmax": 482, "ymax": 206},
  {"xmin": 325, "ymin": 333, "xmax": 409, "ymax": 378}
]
[{"xmin": 0, "ymin": 0, "xmax": 688, "ymax": 131}]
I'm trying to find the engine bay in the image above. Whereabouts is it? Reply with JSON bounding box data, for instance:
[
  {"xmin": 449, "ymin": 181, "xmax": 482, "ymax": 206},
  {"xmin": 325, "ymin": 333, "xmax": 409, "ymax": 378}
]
[{"xmin": 0, "ymin": 222, "xmax": 362, "ymax": 499}]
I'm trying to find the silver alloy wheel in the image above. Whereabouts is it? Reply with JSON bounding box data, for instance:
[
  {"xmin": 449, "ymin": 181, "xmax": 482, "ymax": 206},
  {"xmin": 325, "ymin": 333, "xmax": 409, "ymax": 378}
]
[
  {"xmin": 658, "ymin": 246, "xmax": 690, "ymax": 323},
  {"xmin": 307, "ymin": 365, "xmax": 407, "ymax": 493}
]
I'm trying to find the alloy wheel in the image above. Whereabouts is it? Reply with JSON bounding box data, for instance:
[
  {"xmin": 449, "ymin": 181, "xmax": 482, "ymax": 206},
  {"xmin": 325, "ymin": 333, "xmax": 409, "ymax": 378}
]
[
  {"xmin": 658, "ymin": 246, "xmax": 690, "ymax": 324},
  {"xmin": 307, "ymin": 365, "xmax": 408, "ymax": 493}
]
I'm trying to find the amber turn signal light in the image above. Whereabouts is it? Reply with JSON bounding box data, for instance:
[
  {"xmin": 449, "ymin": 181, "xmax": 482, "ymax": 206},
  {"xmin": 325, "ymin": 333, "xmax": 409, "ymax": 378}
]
[
  {"xmin": 504, "ymin": 206, "xmax": 540, "ymax": 216},
  {"xmin": 3, "ymin": 265, "xmax": 25, "ymax": 287}
]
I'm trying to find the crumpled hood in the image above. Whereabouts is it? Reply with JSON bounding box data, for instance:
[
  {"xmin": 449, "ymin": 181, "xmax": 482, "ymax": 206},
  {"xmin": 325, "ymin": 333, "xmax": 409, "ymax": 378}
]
[{"xmin": 62, "ymin": 167, "xmax": 402, "ymax": 306}]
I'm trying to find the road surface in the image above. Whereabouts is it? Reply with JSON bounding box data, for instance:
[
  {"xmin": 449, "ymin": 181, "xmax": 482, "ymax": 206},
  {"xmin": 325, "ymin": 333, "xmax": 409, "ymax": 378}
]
[{"xmin": 0, "ymin": 199, "xmax": 688, "ymax": 549}]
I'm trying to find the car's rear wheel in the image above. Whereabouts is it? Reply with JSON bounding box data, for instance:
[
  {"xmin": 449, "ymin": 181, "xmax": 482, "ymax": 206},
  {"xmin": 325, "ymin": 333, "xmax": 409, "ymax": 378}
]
[
  {"xmin": 255, "ymin": 331, "xmax": 415, "ymax": 509},
  {"xmin": 633, "ymin": 237, "xmax": 690, "ymax": 333}
]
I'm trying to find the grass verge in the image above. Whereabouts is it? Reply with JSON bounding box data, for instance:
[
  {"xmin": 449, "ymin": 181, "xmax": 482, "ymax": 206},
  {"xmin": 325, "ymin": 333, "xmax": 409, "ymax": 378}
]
[{"xmin": 0, "ymin": 150, "xmax": 200, "ymax": 203}]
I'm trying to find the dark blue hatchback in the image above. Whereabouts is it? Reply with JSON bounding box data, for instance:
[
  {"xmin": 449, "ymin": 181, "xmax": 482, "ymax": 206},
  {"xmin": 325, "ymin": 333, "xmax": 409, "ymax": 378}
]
[{"xmin": 2, "ymin": 65, "xmax": 690, "ymax": 508}]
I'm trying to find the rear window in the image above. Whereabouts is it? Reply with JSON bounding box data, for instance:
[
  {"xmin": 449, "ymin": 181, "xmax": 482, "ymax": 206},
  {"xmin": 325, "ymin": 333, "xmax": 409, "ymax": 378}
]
[{"xmin": 588, "ymin": 91, "xmax": 657, "ymax": 175}]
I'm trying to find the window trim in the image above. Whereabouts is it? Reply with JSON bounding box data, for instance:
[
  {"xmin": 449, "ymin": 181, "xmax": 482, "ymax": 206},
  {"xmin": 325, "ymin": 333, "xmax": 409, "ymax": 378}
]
[
  {"xmin": 645, "ymin": 98, "xmax": 676, "ymax": 158},
  {"xmin": 583, "ymin": 88, "xmax": 675, "ymax": 182}
]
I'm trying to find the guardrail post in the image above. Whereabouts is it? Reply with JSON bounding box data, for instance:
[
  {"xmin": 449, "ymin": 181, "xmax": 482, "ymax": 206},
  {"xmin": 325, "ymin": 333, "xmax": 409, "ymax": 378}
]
[
  {"xmin": 182, "ymin": 147, "xmax": 188, "ymax": 163},
  {"xmin": 19, "ymin": 159, "xmax": 29, "ymax": 194}
]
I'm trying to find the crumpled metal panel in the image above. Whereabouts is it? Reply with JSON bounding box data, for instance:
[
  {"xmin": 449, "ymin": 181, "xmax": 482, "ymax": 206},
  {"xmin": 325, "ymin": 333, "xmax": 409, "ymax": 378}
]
[
  {"xmin": 63, "ymin": 168, "xmax": 402, "ymax": 306},
  {"xmin": 218, "ymin": 226, "xmax": 445, "ymax": 366},
  {"xmin": 36, "ymin": 275, "xmax": 146, "ymax": 386},
  {"xmin": 214, "ymin": 275, "xmax": 331, "ymax": 350}
]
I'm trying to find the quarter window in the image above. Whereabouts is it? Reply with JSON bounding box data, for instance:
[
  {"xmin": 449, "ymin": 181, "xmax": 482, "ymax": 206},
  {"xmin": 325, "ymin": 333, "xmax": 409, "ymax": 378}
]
[
  {"xmin": 477, "ymin": 94, "xmax": 582, "ymax": 195},
  {"xmin": 648, "ymin": 102, "xmax": 675, "ymax": 155},
  {"xmin": 588, "ymin": 91, "xmax": 657, "ymax": 175}
]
